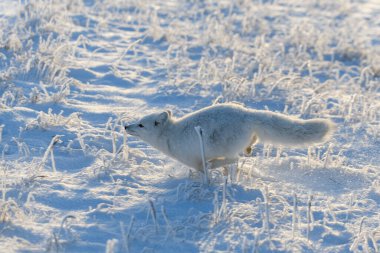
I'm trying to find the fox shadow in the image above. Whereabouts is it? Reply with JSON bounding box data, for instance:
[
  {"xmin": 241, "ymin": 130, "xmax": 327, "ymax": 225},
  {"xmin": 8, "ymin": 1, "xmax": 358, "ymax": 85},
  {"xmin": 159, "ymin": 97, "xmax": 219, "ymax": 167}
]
[{"xmin": 243, "ymin": 157, "xmax": 370, "ymax": 195}]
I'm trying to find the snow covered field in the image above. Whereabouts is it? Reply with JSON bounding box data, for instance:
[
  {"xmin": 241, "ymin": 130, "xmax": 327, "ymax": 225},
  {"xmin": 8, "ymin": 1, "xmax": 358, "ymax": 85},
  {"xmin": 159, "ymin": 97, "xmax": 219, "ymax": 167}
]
[{"xmin": 0, "ymin": 0, "xmax": 379, "ymax": 252}]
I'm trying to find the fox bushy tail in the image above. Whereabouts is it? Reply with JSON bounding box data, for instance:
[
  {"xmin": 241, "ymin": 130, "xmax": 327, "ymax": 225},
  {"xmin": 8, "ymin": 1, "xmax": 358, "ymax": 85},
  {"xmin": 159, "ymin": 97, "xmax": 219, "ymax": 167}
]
[{"xmin": 250, "ymin": 110, "xmax": 335, "ymax": 147}]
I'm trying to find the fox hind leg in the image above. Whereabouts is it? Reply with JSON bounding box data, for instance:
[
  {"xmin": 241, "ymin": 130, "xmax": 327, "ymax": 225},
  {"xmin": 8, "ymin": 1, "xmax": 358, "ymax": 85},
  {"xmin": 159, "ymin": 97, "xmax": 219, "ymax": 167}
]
[
  {"xmin": 245, "ymin": 146, "xmax": 252, "ymax": 156},
  {"xmin": 244, "ymin": 134, "xmax": 258, "ymax": 156}
]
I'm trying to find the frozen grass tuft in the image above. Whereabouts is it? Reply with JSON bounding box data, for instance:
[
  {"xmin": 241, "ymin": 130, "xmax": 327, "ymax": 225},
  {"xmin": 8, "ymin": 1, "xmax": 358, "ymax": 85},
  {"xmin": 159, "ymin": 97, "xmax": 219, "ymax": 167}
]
[{"xmin": 194, "ymin": 126, "xmax": 210, "ymax": 185}]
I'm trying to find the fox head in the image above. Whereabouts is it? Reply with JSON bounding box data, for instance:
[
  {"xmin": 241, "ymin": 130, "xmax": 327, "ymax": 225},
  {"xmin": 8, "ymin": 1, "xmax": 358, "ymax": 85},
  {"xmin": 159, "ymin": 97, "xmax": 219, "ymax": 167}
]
[{"xmin": 125, "ymin": 110, "xmax": 172, "ymax": 144}]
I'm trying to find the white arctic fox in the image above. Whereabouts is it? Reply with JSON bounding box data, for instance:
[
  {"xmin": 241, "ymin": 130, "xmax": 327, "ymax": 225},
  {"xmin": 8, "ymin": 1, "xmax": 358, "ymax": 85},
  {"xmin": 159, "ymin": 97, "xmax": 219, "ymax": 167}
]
[{"xmin": 125, "ymin": 103, "xmax": 335, "ymax": 171}]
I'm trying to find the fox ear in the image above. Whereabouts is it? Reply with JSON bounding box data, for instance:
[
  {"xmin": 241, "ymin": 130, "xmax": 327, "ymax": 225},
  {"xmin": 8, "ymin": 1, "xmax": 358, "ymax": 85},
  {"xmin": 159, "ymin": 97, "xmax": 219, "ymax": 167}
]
[{"xmin": 157, "ymin": 111, "xmax": 171, "ymax": 124}]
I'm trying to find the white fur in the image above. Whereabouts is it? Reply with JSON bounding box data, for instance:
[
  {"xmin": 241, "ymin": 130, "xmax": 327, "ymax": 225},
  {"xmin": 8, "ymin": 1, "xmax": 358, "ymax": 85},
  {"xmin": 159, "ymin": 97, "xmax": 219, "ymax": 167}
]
[{"xmin": 125, "ymin": 103, "xmax": 335, "ymax": 171}]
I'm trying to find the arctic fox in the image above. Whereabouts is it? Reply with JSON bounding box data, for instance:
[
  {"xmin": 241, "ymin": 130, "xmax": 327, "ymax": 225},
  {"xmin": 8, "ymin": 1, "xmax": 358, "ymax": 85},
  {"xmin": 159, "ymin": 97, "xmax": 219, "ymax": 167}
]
[{"xmin": 125, "ymin": 103, "xmax": 335, "ymax": 171}]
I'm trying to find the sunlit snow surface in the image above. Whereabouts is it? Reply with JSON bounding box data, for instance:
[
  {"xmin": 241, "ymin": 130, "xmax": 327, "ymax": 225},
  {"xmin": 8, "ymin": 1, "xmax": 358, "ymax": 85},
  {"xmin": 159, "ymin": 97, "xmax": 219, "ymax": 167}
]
[{"xmin": 0, "ymin": 0, "xmax": 379, "ymax": 252}]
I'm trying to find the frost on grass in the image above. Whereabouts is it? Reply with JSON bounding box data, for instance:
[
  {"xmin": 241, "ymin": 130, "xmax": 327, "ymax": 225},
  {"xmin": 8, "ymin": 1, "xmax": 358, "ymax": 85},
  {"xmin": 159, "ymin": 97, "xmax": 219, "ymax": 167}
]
[{"xmin": 0, "ymin": 0, "xmax": 380, "ymax": 252}]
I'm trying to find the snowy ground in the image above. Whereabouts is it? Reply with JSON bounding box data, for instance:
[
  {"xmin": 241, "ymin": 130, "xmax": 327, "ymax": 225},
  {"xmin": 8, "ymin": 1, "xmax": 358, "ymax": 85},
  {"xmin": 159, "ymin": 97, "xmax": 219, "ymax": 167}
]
[{"xmin": 0, "ymin": 0, "xmax": 380, "ymax": 252}]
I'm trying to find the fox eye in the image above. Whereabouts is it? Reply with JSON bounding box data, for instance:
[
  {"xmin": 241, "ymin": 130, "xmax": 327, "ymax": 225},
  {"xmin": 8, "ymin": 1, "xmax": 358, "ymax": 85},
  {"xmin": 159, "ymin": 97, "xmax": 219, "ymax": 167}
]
[
  {"xmin": 154, "ymin": 121, "xmax": 160, "ymax": 126},
  {"xmin": 138, "ymin": 124, "xmax": 144, "ymax": 128}
]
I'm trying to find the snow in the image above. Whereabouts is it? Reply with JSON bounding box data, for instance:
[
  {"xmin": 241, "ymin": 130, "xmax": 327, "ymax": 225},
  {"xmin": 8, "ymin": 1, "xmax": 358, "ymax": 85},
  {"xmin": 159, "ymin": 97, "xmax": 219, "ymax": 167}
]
[{"xmin": 0, "ymin": 0, "xmax": 379, "ymax": 252}]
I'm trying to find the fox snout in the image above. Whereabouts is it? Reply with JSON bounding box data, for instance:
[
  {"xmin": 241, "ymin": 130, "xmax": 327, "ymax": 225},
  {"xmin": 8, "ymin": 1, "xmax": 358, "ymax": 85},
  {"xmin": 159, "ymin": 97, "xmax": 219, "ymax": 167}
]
[
  {"xmin": 125, "ymin": 124, "xmax": 139, "ymax": 136},
  {"xmin": 124, "ymin": 124, "xmax": 134, "ymax": 133}
]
